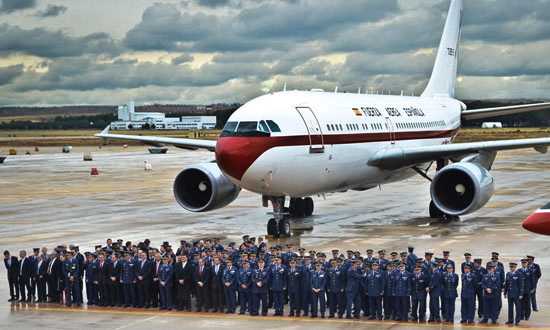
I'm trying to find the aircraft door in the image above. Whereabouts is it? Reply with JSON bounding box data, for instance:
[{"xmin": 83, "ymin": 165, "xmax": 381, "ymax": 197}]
[
  {"xmin": 385, "ymin": 117, "xmax": 395, "ymax": 145},
  {"xmin": 296, "ymin": 107, "xmax": 325, "ymax": 153}
]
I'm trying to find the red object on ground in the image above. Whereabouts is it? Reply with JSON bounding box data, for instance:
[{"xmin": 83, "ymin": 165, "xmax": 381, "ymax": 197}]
[
  {"xmin": 35, "ymin": 147, "xmax": 40, "ymax": 152},
  {"xmin": 522, "ymin": 202, "xmax": 550, "ymax": 236},
  {"xmin": 90, "ymin": 168, "xmax": 99, "ymax": 175}
]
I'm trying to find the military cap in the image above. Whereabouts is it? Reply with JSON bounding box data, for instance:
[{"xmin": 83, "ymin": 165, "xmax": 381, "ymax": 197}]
[
  {"xmin": 474, "ymin": 259, "xmax": 482, "ymax": 263},
  {"xmin": 414, "ymin": 266, "xmax": 422, "ymax": 270},
  {"xmin": 408, "ymin": 245, "xmax": 414, "ymax": 249},
  {"xmin": 437, "ymin": 258, "xmax": 445, "ymax": 263},
  {"xmin": 286, "ymin": 243, "xmax": 293, "ymax": 247},
  {"xmin": 180, "ymin": 240, "xmax": 186, "ymax": 243},
  {"xmin": 162, "ymin": 255, "xmax": 169, "ymax": 259},
  {"xmin": 289, "ymin": 260, "xmax": 296, "ymax": 264},
  {"xmin": 33, "ymin": 248, "xmax": 40, "ymax": 251},
  {"xmin": 94, "ymin": 245, "xmax": 102, "ymax": 249},
  {"xmin": 486, "ymin": 263, "xmax": 495, "ymax": 268},
  {"xmin": 250, "ymin": 237, "xmax": 256, "ymax": 241},
  {"xmin": 193, "ymin": 252, "xmax": 199, "ymax": 256},
  {"xmin": 192, "ymin": 240, "xmax": 200, "ymax": 245},
  {"xmin": 330, "ymin": 259, "xmax": 337, "ymax": 264},
  {"xmin": 274, "ymin": 256, "xmax": 281, "ymax": 260},
  {"xmin": 509, "ymin": 262, "xmax": 517, "ymax": 267},
  {"xmin": 425, "ymin": 252, "xmax": 434, "ymax": 256},
  {"xmin": 230, "ymin": 242, "xmax": 238, "ymax": 247},
  {"xmin": 445, "ymin": 264, "xmax": 453, "ymax": 268},
  {"xmin": 526, "ymin": 255, "xmax": 535, "ymax": 259},
  {"xmin": 491, "ymin": 252, "xmax": 499, "ymax": 256},
  {"xmin": 331, "ymin": 249, "xmax": 339, "ymax": 254},
  {"xmin": 416, "ymin": 258, "xmax": 424, "ymax": 262},
  {"xmin": 257, "ymin": 259, "xmax": 265, "ymax": 263},
  {"xmin": 321, "ymin": 253, "xmax": 327, "ymax": 258},
  {"xmin": 364, "ymin": 263, "xmax": 371, "ymax": 267},
  {"xmin": 104, "ymin": 248, "xmax": 112, "ymax": 253},
  {"xmin": 353, "ymin": 260, "xmax": 362, "ymax": 265},
  {"xmin": 185, "ymin": 242, "xmax": 191, "ymax": 247},
  {"xmin": 442, "ymin": 251, "xmax": 450, "ymax": 255},
  {"xmin": 84, "ymin": 251, "xmax": 90, "ymax": 255},
  {"xmin": 269, "ymin": 255, "xmax": 275, "ymax": 259},
  {"xmin": 226, "ymin": 259, "xmax": 233, "ymax": 263},
  {"xmin": 315, "ymin": 262, "xmax": 322, "ymax": 266},
  {"xmin": 213, "ymin": 237, "xmax": 220, "ymax": 240},
  {"xmin": 243, "ymin": 260, "xmax": 249, "ymax": 264},
  {"xmin": 464, "ymin": 253, "xmax": 472, "ymax": 257},
  {"xmin": 69, "ymin": 244, "xmax": 75, "ymax": 249},
  {"xmin": 258, "ymin": 252, "xmax": 265, "ymax": 256},
  {"xmin": 309, "ymin": 250, "xmax": 316, "ymax": 254},
  {"xmin": 316, "ymin": 252, "xmax": 322, "ymax": 257},
  {"xmin": 346, "ymin": 250, "xmax": 354, "ymax": 254},
  {"xmin": 269, "ymin": 246, "xmax": 276, "ymax": 251},
  {"xmin": 386, "ymin": 263, "xmax": 395, "ymax": 267},
  {"xmin": 296, "ymin": 256, "xmax": 302, "ymax": 260},
  {"xmin": 90, "ymin": 253, "xmax": 97, "ymax": 258},
  {"xmin": 398, "ymin": 263, "xmax": 406, "ymax": 267},
  {"xmin": 491, "ymin": 256, "xmax": 498, "ymax": 261},
  {"xmin": 392, "ymin": 260, "xmax": 400, "ymax": 264},
  {"xmin": 66, "ymin": 251, "xmax": 74, "ymax": 255},
  {"xmin": 305, "ymin": 256, "xmax": 312, "ymax": 259},
  {"xmin": 378, "ymin": 250, "xmax": 386, "ymax": 254},
  {"xmin": 366, "ymin": 249, "xmax": 373, "ymax": 253},
  {"xmin": 464, "ymin": 264, "xmax": 471, "ymax": 269},
  {"xmin": 275, "ymin": 245, "xmax": 283, "ymax": 250},
  {"xmin": 242, "ymin": 235, "xmax": 250, "ymax": 239},
  {"xmin": 57, "ymin": 245, "xmax": 63, "ymax": 249},
  {"xmin": 298, "ymin": 248, "xmax": 306, "ymax": 252},
  {"xmin": 117, "ymin": 239, "xmax": 123, "ymax": 242},
  {"xmin": 400, "ymin": 252, "xmax": 408, "ymax": 256},
  {"xmin": 372, "ymin": 262, "xmax": 379, "ymax": 266},
  {"xmin": 54, "ymin": 248, "xmax": 61, "ymax": 253},
  {"xmin": 430, "ymin": 261, "xmax": 438, "ymax": 266},
  {"xmin": 521, "ymin": 259, "xmax": 528, "ymax": 263},
  {"xmin": 390, "ymin": 251, "xmax": 398, "ymax": 256}
]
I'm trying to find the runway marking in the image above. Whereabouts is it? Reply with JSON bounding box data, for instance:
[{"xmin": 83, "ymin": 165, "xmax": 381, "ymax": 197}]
[
  {"xmin": 3, "ymin": 305, "xmax": 550, "ymax": 329},
  {"xmin": 113, "ymin": 314, "xmax": 161, "ymax": 330}
]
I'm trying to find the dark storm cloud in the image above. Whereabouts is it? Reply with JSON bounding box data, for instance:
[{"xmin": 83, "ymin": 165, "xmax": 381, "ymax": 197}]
[
  {"xmin": 0, "ymin": 64, "xmax": 23, "ymax": 85},
  {"xmin": 0, "ymin": 24, "xmax": 122, "ymax": 58},
  {"xmin": 36, "ymin": 4, "xmax": 67, "ymax": 18},
  {"xmin": 172, "ymin": 54, "xmax": 194, "ymax": 65},
  {"xmin": 0, "ymin": 0, "xmax": 36, "ymax": 14}
]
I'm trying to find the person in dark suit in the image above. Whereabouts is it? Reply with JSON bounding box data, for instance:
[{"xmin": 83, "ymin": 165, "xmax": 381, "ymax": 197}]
[
  {"xmin": 210, "ymin": 256, "xmax": 225, "ymax": 312},
  {"xmin": 32, "ymin": 254, "xmax": 48, "ymax": 302},
  {"xmin": 96, "ymin": 253, "xmax": 110, "ymax": 306},
  {"xmin": 192, "ymin": 257, "xmax": 211, "ymax": 311},
  {"xmin": 135, "ymin": 251, "xmax": 153, "ymax": 308},
  {"xmin": 174, "ymin": 254, "xmax": 194, "ymax": 311},
  {"xmin": 46, "ymin": 251, "xmax": 60, "ymax": 303},
  {"xmin": 28, "ymin": 248, "xmax": 39, "ymax": 301},
  {"xmin": 150, "ymin": 253, "xmax": 162, "ymax": 308},
  {"xmin": 107, "ymin": 253, "xmax": 122, "ymax": 307},
  {"xmin": 18, "ymin": 250, "xmax": 31, "ymax": 302},
  {"xmin": 4, "ymin": 250, "xmax": 19, "ymax": 301}
]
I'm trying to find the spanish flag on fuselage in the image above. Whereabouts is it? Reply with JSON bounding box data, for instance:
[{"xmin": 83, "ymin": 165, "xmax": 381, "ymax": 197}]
[{"xmin": 352, "ymin": 108, "xmax": 362, "ymax": 116}]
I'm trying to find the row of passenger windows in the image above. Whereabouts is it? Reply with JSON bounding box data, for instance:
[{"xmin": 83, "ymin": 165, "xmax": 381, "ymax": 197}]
[{"xmin": 326, "ymin": 120, "xmax": 445, "ymax": 132}]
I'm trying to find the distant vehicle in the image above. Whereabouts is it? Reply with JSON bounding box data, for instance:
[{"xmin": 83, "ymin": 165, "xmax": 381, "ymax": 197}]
[
  {"xmin": 522, "ymin": 202, "xmax": 550, "ymax": 236},
  {"xmin": 481, "ymin": 122, "xmax": 502, "ymax": 128},
  {"xmin": 96, "ymin": 0, "xmax": 550, "ymax": 237},
  {"xmin": 148, "ymin": 148, "xmax": 168, "ymax": 154},
  {"xmin": 0, "ymin": 156, "xmax": 6, "ymax": 164},
  {"xmin": 62, "ymin": 146, "xmax": 72, "ymax": 153}
]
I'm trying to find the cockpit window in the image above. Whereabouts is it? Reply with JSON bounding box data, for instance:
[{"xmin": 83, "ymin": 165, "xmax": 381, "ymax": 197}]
[
  {"xmin": 222, "ymin": 121, "xmax": 238, "ymax": 132},
  {"xmin": 266, "ymin": 120, "xmax": 281, "ymax": 132},
  {"xmin": 237, "ymin": 121, "xmax": 258, "ymax": 132},
  {"xmin": 258, "ymin": 120, "xmax": 270, "ymax": 133}
]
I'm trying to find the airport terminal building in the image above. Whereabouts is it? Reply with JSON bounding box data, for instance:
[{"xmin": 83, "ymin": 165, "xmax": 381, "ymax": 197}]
[{"xmin": 110, "ymin": 101, "xmax": 216, "ymax": 130}]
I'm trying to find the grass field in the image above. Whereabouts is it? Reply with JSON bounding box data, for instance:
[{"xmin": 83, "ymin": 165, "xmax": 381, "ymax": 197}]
[{"xmin": 0, "ymin": 128, "xmax": 547, "ymax": 147}]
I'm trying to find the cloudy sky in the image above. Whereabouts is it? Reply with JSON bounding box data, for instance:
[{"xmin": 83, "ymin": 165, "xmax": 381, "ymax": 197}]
[{"xmin": 0, "ymin": 0, "xmax": 548, "ymax": 106}]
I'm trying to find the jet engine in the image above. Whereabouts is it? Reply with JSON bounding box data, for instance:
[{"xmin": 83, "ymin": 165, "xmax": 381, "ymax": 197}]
[
  {"xmin": 430, "ymin": 162, "xmax": 494, "ymax": 216},
  {"xmin": 173, "ymin": 162, "xmax": 241, "ymax": 212}
]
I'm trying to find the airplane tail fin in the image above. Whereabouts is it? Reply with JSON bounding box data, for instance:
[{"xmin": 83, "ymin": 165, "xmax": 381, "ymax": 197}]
[{"xmin": 421, "ymin": 0, "xmax": 463, "ymax": 98}]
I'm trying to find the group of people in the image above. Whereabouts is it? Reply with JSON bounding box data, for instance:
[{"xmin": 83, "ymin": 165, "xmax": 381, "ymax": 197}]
[{"xmin": 3, "ymin": 236, "xmax": 542, "ymax": 326}]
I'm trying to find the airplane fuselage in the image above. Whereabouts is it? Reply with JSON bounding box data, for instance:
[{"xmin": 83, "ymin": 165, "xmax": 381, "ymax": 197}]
[{"xmin": 216, "ymin": 91, "xmax": 463, "ymax": 197}]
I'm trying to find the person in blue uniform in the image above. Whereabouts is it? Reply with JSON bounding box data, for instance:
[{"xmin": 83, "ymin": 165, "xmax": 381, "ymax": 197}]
[
  {"xmin": 300, "ymin": 256, "xmax": 314, "ymax": 317},
  {"xmin": 85, "ymin": 253, "xmax": 98, "ymax": 305},
  {"xmin": 410, "ymin": 266, "xmax": 428, "ymax": 321},
  {"xmin": 461, "ymin": 253, "xmax": 475, "ymax": 274},
  {"xmin": 472, "ymin": 258, "xmax": 486, "ymax": 319},
  {"xmin": 346, "ymin": 260, "xmax": 365, "ymax": 319},
  {"xmin": 393, "ymin": 263, "xmax": 411, "ymax": 322},
  {"xmin": 460, "ymin": 264, "xmax": 477, "ymax": 324},
  {"xmin": 158, "ymin": 255, "xmax": 173, "ymax": 310},
  {"xmin": 366, "ymin": 262, "xmax": 386, "ymax": 320},
  {"xmin": 62, "ymin": 251, "xmax": 80, "ymax": 307},
  {"xmin": 269, "ymin": 256, "xmax": 287, "ymax": 316},
  {"xmin": 442, "ymin": 251, "xmax": 455, "ymax": 269},
  {"xmin": 377, "ymin": 250, "xmax": 389, "ymax": 271},
  {"xmin": 327, "ymin": 259, "xmax": 344, "ymax": 318},
  {"xmin": 427, "ymin": 261, "xmax": 441, "ymax": 322},
  {"xmin": 383, "ymin": 262, "xmax": 396, "ymax": 320},
  {"xmin": 481, "ymin": 264, "xmax": 501, "ymax": 324},
  {"xmin": 519, "ymin": 258, "xmax": 535, "ymax": 321},
  {"xmin": 504, "ymin": 262, "xmax": 524, "ymax": 325},
  {"xmin": 251, "ymin": 259, "xmax": 270, "ymax": 316},
  {"xmin": 406, "ymin": 246, "xmax": 417, "ymax": 268},
  {"xmin": 237, "ymin": 260, "xmax": 253, "ymax": 314},
  {"xmin": 286, "ymin": 260, "xmax": 301, "ymax": 317},
  {"xmin": 310, "ymin": 262, "xmax": 326, "ymax": 318},
  {"xmin": 441, "ymin": 264, "xmax": 458, "ymax": 322},
  {"xmin": 120, "ymin": 252, "xmax": 136, "ymax": 307},
  {"xmin": 526, "ymin": 255, "xmax": 541, "ymax": 312},
  {"xmin": 222, "ymin": 259, "xmax": 237, "ymax": 313}
]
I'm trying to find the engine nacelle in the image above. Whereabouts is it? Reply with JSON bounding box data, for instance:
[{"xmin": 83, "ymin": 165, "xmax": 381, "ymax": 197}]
[
  {"xmin": 173, "ymin": 162, "xmax": 241, "ymax": 212},
  {"xmin": 430, "ymin": 162, "xmax": 494, "ymax": 216}
]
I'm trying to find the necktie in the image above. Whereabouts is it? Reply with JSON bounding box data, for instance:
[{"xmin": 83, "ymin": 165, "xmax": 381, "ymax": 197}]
[
  {"xmin": 141, "ymin": 260, "xmax": 144, "ymax": 268},
  {"xmin": 20, "ymin": 259, "xmax": 24, "ymax": 275},
  {"xmin": 216, "ymin": 266, "xmax": 219, "ymax": 275},
  {"xmin": 156, "ymin": 262, "xmax": 159, "ymax": 275},
  {"xmin": 37, "ymin": 261, "xmax": 41, "ymax": 275},
  {"xmin": 48, "ymin": 259, "xmax": 54, "ymax": 275},
  {"xmin": 200, "ymin": 267, "xmax": 203, "ymax": 276},
  {"xmin": 8, "ymin": 258, "xmax": 11, "ymax": 267}
]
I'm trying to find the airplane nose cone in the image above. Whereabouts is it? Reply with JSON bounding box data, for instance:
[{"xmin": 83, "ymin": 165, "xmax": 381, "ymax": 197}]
[
  {"xmin": 522, "ymin": 213, "xmax": 550, "ymax": 236},
  {"xmin": 215, "ymin": 137, "xmax": 263, "ymax": 182}
]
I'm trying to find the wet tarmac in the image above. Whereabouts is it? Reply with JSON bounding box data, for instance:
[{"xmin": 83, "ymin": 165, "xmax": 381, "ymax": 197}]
[{"xmin": 0, "ymin": 145, "xmax": 548, "ymax": 329}]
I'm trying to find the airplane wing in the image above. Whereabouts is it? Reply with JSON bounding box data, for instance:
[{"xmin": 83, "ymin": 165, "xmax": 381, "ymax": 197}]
[
  {"xmin": 94, "ymin": 126, "xmax": 217, "ymax": 151},
  {"xmin": 461, "ymin": 102, "xmax": 550, "ymax": 120},
  {"xmin": 368, "ymin": 137, "xmax": 550, "ymax": 170}
]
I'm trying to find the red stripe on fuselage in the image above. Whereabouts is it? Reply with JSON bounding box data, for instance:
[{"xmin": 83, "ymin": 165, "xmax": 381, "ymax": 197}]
[{"xmin": 215, "ymin": 127, "xmax": 460, "ymax": 181}]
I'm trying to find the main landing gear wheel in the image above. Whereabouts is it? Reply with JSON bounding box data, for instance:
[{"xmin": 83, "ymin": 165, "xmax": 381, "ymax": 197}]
[
  {"xmin": 304, "ymin": 197, "xmax": 314, "ymax": 216},
  {"xmin": 267, "ymin": 218, "xmax": 278, "ymax": 236},
  {"xmin": 278, "ymin": 218, "xmax": 291, "ymax": 237},
  {"xmin": 289, "ymin": 197, "xmax": 314, "ymax": 217}
]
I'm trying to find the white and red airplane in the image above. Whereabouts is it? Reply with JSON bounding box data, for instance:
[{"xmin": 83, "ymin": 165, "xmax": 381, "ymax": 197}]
[
  {"xmin": 97, "ymin": 0, "xmax": 549, "ymax": 236},
  {"xmin": 522, "ymin": 203, "xmax": 550, "ymax": 236}
]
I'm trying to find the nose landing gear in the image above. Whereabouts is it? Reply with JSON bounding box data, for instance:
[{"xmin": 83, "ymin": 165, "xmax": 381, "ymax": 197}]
[{"xmin": 265, "ymin": 196, "xmax": 314, "ymax": 237}]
